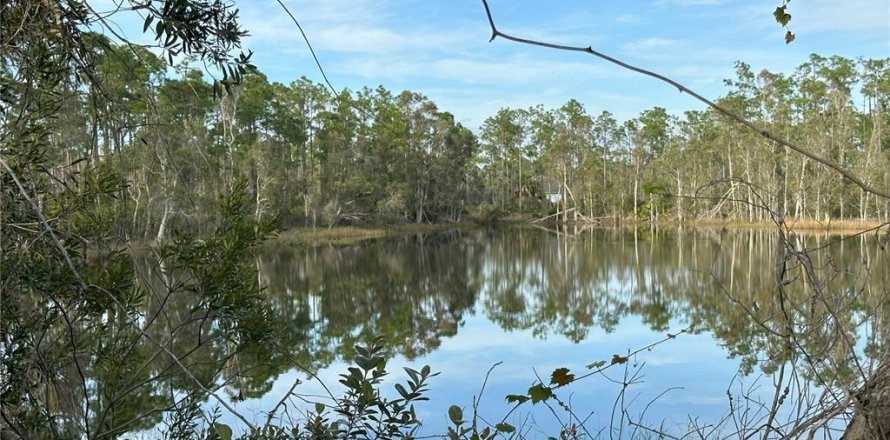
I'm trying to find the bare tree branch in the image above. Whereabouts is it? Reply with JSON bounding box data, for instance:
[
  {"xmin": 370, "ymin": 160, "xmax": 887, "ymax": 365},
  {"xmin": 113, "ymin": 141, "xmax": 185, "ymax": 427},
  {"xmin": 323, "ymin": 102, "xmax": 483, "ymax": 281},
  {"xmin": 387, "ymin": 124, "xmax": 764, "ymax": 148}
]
[{"xmin": 478, "ymin": 0, "xmax": 890, "ymax": 201}]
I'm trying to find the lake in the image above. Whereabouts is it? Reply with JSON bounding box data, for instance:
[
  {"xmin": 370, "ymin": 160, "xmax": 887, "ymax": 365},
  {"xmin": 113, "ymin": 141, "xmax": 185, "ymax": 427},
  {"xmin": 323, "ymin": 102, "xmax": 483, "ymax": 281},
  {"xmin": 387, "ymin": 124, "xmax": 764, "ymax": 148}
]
[{"xmin": 144, "ymin": 226, "xmax": 890, "ymax": 438}]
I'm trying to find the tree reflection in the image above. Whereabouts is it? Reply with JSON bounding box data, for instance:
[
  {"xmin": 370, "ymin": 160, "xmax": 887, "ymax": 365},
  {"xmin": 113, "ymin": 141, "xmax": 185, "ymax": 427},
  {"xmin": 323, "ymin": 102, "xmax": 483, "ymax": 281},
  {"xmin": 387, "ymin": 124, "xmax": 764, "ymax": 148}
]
[
  {"xmin": 251, "ymin": 227, "xmax": 888, "ymax": 381},
  {"xmin": 117, "ymin": 226, "xmax": 888, "ymax": 435}
]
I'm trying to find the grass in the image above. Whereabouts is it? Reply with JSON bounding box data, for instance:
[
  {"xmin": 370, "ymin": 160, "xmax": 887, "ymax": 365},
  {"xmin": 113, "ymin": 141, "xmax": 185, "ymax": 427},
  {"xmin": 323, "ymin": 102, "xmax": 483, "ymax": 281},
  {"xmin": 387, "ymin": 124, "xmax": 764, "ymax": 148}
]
[
  {"xmin": 684, "ymin": 217, "xmax": 888, "ymax": 234},
  {"xmin": 268, "ymin": 222, "xmax": 472, "ymax": 247},
  {"xmin": 266, "ymin": 216, "xmax": 888, "ymax": 247}
]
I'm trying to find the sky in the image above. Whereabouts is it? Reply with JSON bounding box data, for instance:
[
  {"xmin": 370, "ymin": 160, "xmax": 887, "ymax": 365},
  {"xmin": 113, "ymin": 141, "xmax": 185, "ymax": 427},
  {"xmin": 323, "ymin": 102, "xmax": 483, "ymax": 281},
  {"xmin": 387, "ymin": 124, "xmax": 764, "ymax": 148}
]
[
  {"xmin": 236, "ymin": 0, "xmax": 890, "ymax": 129},
  {"xmin": 98, "ymin": 0, "xmax": 890, "ymax": 129}
]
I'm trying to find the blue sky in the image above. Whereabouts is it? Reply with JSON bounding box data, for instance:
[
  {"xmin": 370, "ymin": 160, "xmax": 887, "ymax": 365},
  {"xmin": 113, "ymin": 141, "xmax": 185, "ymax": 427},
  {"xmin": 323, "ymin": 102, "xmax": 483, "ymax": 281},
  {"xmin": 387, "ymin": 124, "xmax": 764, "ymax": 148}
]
[
  {"xmin": 235, "ymin": 0, "xmax": 889, "ymax": 128},
  {"xmin": 97, "ymin": 0, "xmax": 890, "ymax": 129}
]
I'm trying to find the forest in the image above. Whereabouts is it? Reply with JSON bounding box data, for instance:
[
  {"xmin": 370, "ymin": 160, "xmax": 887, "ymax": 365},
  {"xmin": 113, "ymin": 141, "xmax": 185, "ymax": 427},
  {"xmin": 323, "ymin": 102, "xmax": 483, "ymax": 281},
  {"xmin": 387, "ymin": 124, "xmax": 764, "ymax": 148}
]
[
  {"xmin": 40, "ymin": 38, "xmax": 890, "ymax": 240},
  {"xmin": 3, "ymin": 0, "xmax": 890, "ymax": 438}
]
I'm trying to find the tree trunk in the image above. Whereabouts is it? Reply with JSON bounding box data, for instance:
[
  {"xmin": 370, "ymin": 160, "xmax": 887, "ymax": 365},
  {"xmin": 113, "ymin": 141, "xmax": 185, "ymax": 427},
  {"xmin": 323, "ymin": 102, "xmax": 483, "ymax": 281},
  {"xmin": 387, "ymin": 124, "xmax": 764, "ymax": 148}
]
[
  {"xmin": 518, "ymin": 152, "xmax": 523, "ymax": 213},
  {"xmin": 416, "ymin": 187, "xmax": 425, "ymax": 224},
  {"xmin": 562, "ymin": 164, "xmax": 568, "ymax": 224},
  {"xmin": 156, "ymin": 202, "xmax": 171, "ymax": 243},
  {"xmin": 633, "ymin": 160, "xmax": 639, "ymax": 220},
  {"xmin": 676, "ymin": 169, "xmax": 683, "ymax": 223},
  {"xmin": 842, "ymin": 355, "xmax": 890, "ymax": 440}
]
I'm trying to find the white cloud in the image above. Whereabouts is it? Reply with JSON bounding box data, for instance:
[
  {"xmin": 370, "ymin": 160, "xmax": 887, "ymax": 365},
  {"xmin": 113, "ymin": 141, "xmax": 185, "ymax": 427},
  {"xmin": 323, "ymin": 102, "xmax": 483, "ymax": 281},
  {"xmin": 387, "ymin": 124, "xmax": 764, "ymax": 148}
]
[
  {"xmin": 617, "ymin": 13, "xmax": 646, "ymax": 24},
  {"xmin": 792, "ymin": 0, "xmax": 890, "ymax": 33},
  {"xmin": 313, "ymin": 25, "xmax": 472, "ymax": 54},
  {"xmin": 336, "ymin": 54, "xmax": 624, "ymax": 85},
  {"xmin": 622, "ymin": 37, "xmax": 683, "ymax": 53},
  {"xmin": 240, "ymin": 0, "xmax": 472, "ymax": 55}
]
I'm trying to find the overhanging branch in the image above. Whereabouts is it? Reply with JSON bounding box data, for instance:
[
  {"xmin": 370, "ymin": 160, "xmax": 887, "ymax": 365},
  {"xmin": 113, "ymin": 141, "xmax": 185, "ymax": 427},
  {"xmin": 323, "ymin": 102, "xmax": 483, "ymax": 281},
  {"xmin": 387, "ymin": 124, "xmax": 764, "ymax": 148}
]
[{"xmin": 479, "ymin": 0, "xmax": 890, "ymax": 201}]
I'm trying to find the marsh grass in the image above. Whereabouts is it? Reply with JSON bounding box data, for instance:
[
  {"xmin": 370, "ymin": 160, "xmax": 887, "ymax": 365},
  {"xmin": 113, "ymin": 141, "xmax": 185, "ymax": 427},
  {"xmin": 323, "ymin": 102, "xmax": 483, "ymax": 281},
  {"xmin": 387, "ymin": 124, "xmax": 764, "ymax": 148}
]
[{"xmin": 267, "ymin": 223, "xmax": 474, "ymax": 247}]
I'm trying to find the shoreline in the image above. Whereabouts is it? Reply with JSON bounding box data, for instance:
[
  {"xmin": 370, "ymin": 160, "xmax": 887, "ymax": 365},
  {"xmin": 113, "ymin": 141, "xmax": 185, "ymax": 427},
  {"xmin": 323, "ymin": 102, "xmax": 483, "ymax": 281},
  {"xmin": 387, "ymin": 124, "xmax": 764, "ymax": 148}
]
[
  {"xmin": 674, "ymin": 217, "xmax": 888, "ymax": 234},
  {"xmin": 267, "ymin": 217, "xmax": 888, "ymax": 247}
]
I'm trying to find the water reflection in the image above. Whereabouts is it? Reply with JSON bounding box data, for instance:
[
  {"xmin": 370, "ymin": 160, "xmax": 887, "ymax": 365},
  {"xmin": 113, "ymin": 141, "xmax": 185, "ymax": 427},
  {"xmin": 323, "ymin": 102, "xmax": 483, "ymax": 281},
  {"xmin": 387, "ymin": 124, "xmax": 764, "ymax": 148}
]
[
  {"xmin": 253, "ymin": 228, "xmax": 888, "ymax": 368},
  {"xmin": 138, "ymin": 227, "xmax": 889, "ymax": 435}
]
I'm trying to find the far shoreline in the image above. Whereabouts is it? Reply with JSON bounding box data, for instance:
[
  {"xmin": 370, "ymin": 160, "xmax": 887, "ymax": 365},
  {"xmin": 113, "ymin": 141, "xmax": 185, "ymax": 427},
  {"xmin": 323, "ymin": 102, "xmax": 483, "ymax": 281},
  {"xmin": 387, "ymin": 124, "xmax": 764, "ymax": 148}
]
[{"xmin": 265, "ymin": 217, "xmax": 888, "ymax": 248}]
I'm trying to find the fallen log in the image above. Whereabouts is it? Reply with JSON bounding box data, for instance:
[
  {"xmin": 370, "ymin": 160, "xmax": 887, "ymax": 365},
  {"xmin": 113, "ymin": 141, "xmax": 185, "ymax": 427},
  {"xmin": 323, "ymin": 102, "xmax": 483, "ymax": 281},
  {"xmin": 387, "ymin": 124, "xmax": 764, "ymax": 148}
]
[
  {"xmin": 530, "ymin": 208, "xmax": 576, "ymax": 224},
  {"xmin": 841, "ymin": 355, "xmax": 890, "ymax": 439}
]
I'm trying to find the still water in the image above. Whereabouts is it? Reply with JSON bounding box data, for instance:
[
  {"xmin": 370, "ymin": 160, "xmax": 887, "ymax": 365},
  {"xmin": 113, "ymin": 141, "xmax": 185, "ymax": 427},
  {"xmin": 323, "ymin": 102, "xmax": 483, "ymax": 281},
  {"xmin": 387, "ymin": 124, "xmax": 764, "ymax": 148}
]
[{"xmin": 187, "ymin": 226, "xmax": 889, "ymax": 436}]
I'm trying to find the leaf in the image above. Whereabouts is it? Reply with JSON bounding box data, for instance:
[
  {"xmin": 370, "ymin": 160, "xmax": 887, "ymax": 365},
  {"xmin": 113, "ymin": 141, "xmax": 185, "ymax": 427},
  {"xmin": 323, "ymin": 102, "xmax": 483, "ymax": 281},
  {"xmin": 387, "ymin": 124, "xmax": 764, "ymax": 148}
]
[
  {"xmin": 315, "ymin": 402, "xmax": 325, "ymax": 413},
  {"xmin": 155, "ymin": 20, "xmax": 164, "ymax": 39},
  {"xmin": 549, "ymin": 367, "xmax": 575, "ymax": 387},
  {"xmin": 481, "ymin": 427, "xmax": 491, "ymax": 439},
  {"xmin": 496, "ymin": 422, "xmax": 516, "ymax": 433},
  {"xmin": 527, "ymin": 384, "xmax": 554, "ymax": 404},
  {"xmin": 143, "ymin": 15, "xmax": 154, "ymax": 33},
  {"xmin": 773, "ymin": 6, "xmax": 791, "ymax": 26},
  {"xmin": 395, "ymin": 383, "xmax": 409, "ymax": 399},
  {"xmin": 211, "ymin": 423, "xmax": 233, "ymax": 440},
  {"xmin": 611, "ymin": 354, "xmax": 628, "ymax": 365},
  {"xmin": 586, "ymin": 360, "xmax": 607, "ymax": 370},
  {"xmin": 506, "ymin": 394, "xmax": 529, "ymax": 404},
  {"xmin": 448, "ymin": 405, "xmax": 464, "ymax": 425},
  {"xmin": 785, "ymin": 31, "xmax": 796, "ymax": 44}
]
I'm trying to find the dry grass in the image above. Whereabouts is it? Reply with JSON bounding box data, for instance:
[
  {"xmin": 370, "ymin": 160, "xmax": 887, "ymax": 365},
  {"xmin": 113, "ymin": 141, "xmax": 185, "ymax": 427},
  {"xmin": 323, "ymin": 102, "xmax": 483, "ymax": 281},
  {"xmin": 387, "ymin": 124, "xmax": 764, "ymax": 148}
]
[
  {"xmin": 683, "ymin": 217, "xmax": 888, "ymax": 235},
  {"xmin": 270, "ymin": 227, "xmax": 387, "ymax": 247},
  {"xmin": 268, "ymin": 222, "xmax": 471, "ymax": 247}
]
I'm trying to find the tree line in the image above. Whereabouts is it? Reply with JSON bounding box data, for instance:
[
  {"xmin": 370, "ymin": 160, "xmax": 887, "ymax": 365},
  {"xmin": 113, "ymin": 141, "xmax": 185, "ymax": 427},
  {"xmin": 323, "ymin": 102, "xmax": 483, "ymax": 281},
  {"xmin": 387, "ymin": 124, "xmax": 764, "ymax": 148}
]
[
  {"xmin": 479, "ymin": 55, "xmax": 890, "ymax": 224},
  {"xmin": 41, "ymin": 40, "xmax": 890, "ymax": 239}
]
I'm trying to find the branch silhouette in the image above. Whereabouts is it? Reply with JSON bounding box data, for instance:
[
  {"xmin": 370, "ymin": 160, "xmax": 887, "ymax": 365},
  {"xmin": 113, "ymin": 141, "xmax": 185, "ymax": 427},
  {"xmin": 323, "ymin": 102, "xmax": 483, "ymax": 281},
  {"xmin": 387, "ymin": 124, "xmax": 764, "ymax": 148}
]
[{"xmin": 479, "ymin": 0, "xmax": 890, "ymax": 201}]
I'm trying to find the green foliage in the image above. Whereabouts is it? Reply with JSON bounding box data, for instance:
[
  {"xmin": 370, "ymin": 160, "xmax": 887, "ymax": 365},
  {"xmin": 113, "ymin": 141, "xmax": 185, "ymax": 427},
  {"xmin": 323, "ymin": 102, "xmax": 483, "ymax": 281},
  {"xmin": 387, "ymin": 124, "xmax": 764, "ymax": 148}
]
[
  {"xmin": 448, "ymin": 405, "xmax": 465, "ymax": 425},
  {"xmin": 247, "ymin": 338, "xmax": 438, "ymax": 440},
  {"xmin": 505, "ymin": 394, "xmax": 530, "ymax": 404},
  {"xmin": 549, "ymin": 367, "xmax": 575, "ymax": 387},
  {"xmin": 527, "ymin": 384, "xmax": 555, "ymax": 404},
  {"xmin": 495, "ymin": 422, "xmax": 516, "ymax": 434},
  {"xmin": 4, "ymin": 0, "xmax": 889, "ymax": 435},
  {"xmin": 139, "ymin": 0, "xmax": 254, "ymax": 91},
  {"xmin": 773, "ymin": 2, "xmax": 795, "ymax": 43},
  {"xmin": 157, "ymin": 179, "xmax": 277, "ymax": 343},
  {"xmin": 773, "ymin": 5, "xmax": 791, "ymax": 26}
]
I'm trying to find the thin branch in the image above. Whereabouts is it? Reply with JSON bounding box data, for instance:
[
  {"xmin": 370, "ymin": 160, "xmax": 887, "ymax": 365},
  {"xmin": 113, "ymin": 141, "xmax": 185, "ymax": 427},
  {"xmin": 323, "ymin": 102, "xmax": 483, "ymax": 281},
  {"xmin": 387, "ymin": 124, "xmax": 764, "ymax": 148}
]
[{"xmin": 478, "ymin": 0, "xmax": 890, "ymax": 201}]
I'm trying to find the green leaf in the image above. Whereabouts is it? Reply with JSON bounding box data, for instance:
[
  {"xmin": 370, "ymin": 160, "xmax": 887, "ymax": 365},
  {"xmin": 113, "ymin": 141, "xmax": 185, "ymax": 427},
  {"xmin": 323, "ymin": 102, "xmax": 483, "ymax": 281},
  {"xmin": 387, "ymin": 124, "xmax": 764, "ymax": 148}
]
[
  {"xmin": 395, "ymin": 383, "xmax": 409, "ymax": 399},
  {"xmin": 527, "ymin": 384, "xmax": 554, "ymax": 404},
  {"xmin": 405, "ymin": 367, "xmax": 420, "ymax": 384},
  {"xmin": 773, "ymin": 6, "xmax": 791, "ymax": 26},
  {"xmin": 549, "ymin": 367, "xmax": 575, "ymax": 387},
  {"xmin": 448, "ymin": 405, "xmax": 464, "ymax": 425},
  {"xmin": 315, "ymin": 402, "xmax": 325, "ymax": 413},
  {"xmin": 506, "ymin": 394, "xmax": 530, "ymax": 404},
  {"xmin": 496, "ymin": 422, "xmax": 516, "ymax": 433},
  {"xmin": 211, "ymin": 423, "xmax": 233, "ymax": 440}
]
